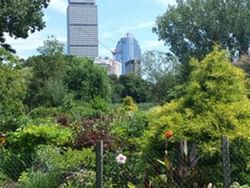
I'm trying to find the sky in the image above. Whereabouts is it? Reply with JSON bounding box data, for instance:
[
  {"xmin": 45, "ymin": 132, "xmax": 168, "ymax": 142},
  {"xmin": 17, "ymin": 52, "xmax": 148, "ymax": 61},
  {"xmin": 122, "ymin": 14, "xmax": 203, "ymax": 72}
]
[{"xmin": 7, "ymin": 0, "xmax": 176, "ymax": 59}]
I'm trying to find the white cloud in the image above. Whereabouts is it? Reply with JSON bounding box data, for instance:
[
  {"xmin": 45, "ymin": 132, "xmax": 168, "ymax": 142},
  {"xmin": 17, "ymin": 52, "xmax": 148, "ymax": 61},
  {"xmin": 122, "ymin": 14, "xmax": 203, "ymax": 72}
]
[
  {"xmin": 49, "ymin": 0, "xmax": 67, "ymax": 14},
  {"xmin": 6, "ymin": 31, "xmax": 66, "ymax": 59},
  {"xmin": 6, "ymin": 33, "xmax": 44, "ymax": 52}
]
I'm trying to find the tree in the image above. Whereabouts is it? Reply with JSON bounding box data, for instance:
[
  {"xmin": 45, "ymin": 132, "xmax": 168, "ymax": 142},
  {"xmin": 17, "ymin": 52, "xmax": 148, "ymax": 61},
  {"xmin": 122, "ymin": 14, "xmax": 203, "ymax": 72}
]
[
  {"xmin": 65, "ymin": 57, "xmax": 111, "ymax": 102},
  {"xmin": 109, "ymin": 74, "xmax": 124, "ymax": 103},
  {"xmin": 0, "ymin": 48, "xmax": 27, "ymax": 131},
  {"xmin": 141, "ymin": 50, "xmax": 179, "ymax": 102},
  {"xmin": 143, "ymin": 48, "xmax": 250, "ymax": 185},
  {"xmin": 119, "ymin": 73, "xmax": 150, "ymax": 103},
  {"xmin": 37, "ymin": 36, "xmax": 64, "ymax": 56},
  {"xmin": 24, "ymin": 38, "xmax": 66, "ymax": 108},
  {"xmin": 141, "ymin": 50, "xmax": 178, "ymax": 83},
  {"xmin": 0, "ymin": 0, "xmax": 50, "ymax": 52},
  {"xmin": 153, "ymin": 0, "xmax": 250, "ymax": 80},
  {"xmin": 235, "ymin": 55, "xmax": 250, "ymax": 99}
]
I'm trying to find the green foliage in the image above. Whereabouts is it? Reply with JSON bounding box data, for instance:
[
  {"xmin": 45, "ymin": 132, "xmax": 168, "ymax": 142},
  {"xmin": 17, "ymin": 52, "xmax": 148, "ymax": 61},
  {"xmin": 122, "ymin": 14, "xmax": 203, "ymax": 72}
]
[
  {"xmin": 60, "ymin": 169, "xmax": 96, "ymax": 188},
  {"xmin": 141, "ymin": 50, "xmax": 179, "ymax": 83},
  {"xmin": 119, "ymin": 73, "xmax": 150, "ymax": 103},
  {"xmin": 0, "ymin": 0, "xmax": 49, "ymax": 52},
  {"xmin": 109, "ymin": 74, "xmax": 124, "ymax": 103},
  {"xmin": 121, "ymin": 96, "xmax": 138, "ymax": 112},
  {"xmin": 18, "ymin": 171, "xmax": 59, "ymax": 188},
  {"xmin": 104, "ymin": 152, "xmax": 142, "ymax": 188},
  {"xmin": 0, "ymin": 148, "xmax": 33, "ymax": 180},
  {"xmin": 0, "ymin": 171, "xmax": 14, "ymax": 187},
  {"xmin": 0, "ymin": 48, "xmax": 27, "ymax": 131},
  {"xmin": 235, "ymin": 55, "xmax": 250, "ymax": 99},
  {"xmin": 0, "ymin": 124, "xmax": 72, "ymax": 181},
  {"xmin": 231, "ymin": 182, "xmax": 250, "ymax": 188},
  {"xmin": 65, "ymin": 57, "xmax": 111, "ymax": 101},
  {"xmin": 61, "ymin": 97, "xmax": 110, "ymax": 120},
  {"xmin": 230, "ymin": 139, "xmax": 250, "ymax": 184},
  {"xmin": 141, "ymin": 50, "xmax": 180, "ymax": 103},
  {"xmin": 111, "ymin": 111, "xmax": 147, "ymax": 145},
  {"xmin": 153, "ymin": 0, "xmax": 250, "ymax": 82},
  {"xmin": 37, "ymin": 36, "xmax": 64, "ymax": 56},
  {"xmin": 35, "ymin": 145, "xmax": 95, "ymax": 171},
  {"xmin": 24, "ymin": 47, "xmax": 66, "ymax": 108},
  {"xmin": 154, "ymin": 0, "xmax": 250, "ymax": 62},
  {"xmin": 17, "ymin": 146, "xmax": 96, "ymax": 188},
  {"xmin": 29, "ymin": 106, "xmax": 59, "ymax": 119},
  {"xmin": 7, "ymin": 124, "xmax": 73, "ymax": 151},
  {"xmin": 142, "ymin": 49, "xmax": 250, "ymax": 185}
]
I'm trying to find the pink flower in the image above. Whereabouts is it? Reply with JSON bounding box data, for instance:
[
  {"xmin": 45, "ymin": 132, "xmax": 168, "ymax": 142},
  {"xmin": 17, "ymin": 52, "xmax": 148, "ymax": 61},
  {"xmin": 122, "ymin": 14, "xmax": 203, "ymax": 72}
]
[{"xmin": 116, "ymin": 154, "xmax": 127, "ymax": 164}]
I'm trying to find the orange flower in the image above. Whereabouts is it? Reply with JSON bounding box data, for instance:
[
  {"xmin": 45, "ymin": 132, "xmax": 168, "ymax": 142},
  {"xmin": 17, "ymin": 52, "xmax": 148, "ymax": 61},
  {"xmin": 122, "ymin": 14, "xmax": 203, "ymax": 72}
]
[{"xmin": 164, "ymin": 130, "xmax": 173, "ymax": 139}]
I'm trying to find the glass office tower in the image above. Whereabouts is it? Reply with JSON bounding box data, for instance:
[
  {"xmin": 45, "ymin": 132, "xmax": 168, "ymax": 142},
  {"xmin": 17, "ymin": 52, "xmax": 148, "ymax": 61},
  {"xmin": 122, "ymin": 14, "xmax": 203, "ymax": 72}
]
[
  {"xmin": 114, "ymin": 33, "xmax": 141, "ymax": 75},
  {"xmin": 67, "ymin": 0, "xmax": 98, "ymax": 57}
]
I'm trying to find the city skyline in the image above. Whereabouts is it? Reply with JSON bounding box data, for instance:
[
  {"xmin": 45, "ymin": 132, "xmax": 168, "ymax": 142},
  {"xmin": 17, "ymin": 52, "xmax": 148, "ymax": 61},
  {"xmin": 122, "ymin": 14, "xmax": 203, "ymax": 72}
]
[{"xmin": 6, "ymin": 0, "xmax": 175, "ymax": 59}]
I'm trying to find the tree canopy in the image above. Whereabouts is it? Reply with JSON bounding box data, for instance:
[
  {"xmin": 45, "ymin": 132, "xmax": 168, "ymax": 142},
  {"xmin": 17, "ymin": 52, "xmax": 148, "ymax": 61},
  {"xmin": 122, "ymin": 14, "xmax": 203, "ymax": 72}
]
[
  {"xmin": 0, "ymin": 49, "xmax": 27, "ymax": 131},
  {"xmin": 153, "ymin": 0, "xmax": 250, "ymax": 63},
  {"xmin": 143, "ymin": 48, "xmax": 250, "ymax": 184},
  {"xmin": 0, "ymin": 0, "xmax": 50, "ymax": 52}
]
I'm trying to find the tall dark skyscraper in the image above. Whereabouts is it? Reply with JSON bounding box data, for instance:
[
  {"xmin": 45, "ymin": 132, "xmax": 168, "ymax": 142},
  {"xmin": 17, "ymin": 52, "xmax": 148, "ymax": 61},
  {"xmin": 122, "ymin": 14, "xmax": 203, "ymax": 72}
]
[
  {"xmin": 67, "ymin": 0, "xmax": 98, "ymax": 57},
  {"xmin": 114, "ymin": 33, "xmax": 141, "ymax": 75}
]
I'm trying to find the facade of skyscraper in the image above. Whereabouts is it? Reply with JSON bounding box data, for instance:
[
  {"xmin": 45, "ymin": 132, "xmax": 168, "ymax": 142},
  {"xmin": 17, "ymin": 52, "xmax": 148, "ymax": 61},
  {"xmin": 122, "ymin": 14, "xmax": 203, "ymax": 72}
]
[
  {"xmin": 114, "ymin": 33, "xmax": 141, "ymax": 75},
  {"xmin": 67, "ymin": 0, "xmax": 98, "ymax": 57},
  {"xmin": 95, "ymin": 57, "xmax": 121, "ymax": 77}
]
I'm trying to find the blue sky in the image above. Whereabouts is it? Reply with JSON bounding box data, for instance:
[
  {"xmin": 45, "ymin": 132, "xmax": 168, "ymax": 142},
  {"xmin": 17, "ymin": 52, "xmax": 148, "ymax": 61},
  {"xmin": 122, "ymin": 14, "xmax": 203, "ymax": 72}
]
[{"xmin": 8, "ymin": 0, "xmax": 175, "ymax": 58}]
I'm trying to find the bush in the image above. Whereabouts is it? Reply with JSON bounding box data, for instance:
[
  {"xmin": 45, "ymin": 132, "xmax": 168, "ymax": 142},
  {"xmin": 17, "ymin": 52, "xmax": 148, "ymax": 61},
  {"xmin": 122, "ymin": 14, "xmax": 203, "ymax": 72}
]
[
  {"xmin": 141, "ymin": 49, "xmax": 250, "ymax": 186},
  {"xmin": 18, "ymin": 171, "xmax": 59, "ymax": 188},
  {"xmin": 7, "ymin": 124, "xmax": 73, "ymax": 151}
]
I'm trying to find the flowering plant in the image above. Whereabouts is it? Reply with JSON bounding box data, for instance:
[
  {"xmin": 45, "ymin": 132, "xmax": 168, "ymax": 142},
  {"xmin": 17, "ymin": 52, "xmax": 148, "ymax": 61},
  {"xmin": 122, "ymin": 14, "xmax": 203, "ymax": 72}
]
[{"xmin": 115, "ymin": 154, "xmax": 127, "ymax": 164}]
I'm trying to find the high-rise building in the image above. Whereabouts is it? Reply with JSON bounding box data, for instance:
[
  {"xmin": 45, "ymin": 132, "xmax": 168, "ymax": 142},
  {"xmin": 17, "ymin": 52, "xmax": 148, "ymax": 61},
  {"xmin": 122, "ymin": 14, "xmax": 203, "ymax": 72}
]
[
  {"xmin": 67, "ymin": 0, "xmax": 98, "ymax": 57},
  {"xmin": 95, "ymin": 57, "xmax": 121, "ymax": 77},
  {"xmin": 114, "ymin": 33, "xmax": 141, "ymax": 75}
]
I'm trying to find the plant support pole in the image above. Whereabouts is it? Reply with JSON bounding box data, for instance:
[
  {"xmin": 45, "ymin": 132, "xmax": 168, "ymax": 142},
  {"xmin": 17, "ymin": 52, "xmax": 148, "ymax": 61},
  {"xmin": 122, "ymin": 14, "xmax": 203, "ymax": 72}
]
[
  {"xmin": 96, "ymin": 140, "xmax": 103, "ymax": 188},
  {"xmin": 221, "ymin": 136, "xmax": 231, "ymax": 188}
]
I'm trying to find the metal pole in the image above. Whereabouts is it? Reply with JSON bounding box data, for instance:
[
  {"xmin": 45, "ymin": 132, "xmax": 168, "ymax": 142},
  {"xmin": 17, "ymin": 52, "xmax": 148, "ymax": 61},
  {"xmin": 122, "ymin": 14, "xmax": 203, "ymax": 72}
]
[
  {"xmin": 96, "ymin": 140, "xmax": 103, "ymax": 188},
  {"xmin": 221, "ymin": 136, "xmax": 231, "ymax": 188}
]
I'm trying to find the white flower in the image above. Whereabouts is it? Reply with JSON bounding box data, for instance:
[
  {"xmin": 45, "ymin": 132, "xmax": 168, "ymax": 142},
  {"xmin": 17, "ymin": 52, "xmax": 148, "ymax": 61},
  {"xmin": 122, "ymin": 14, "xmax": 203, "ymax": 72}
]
[{"xmin": 116, "ymin": 154, "xmax": 127, "ymax": 164}]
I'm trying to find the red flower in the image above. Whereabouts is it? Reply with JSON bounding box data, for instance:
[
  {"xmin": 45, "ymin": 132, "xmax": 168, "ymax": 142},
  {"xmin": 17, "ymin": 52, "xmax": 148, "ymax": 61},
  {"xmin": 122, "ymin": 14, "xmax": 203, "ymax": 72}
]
[{"xmin": 164, "ymin": 130, "xmax": 173, "ymax": 139}]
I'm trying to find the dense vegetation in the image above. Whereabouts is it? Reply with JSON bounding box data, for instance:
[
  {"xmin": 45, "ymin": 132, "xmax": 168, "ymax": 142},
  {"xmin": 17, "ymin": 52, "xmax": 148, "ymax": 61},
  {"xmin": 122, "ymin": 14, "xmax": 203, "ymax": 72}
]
[{"xmin": 1, "ymin": 0, "xmax": 250, "ymax": 187}]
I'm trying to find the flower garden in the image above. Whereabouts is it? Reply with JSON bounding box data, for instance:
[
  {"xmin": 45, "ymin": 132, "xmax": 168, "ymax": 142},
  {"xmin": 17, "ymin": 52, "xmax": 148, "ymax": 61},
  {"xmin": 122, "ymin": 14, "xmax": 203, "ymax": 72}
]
[{"xmin": 0, "ymin": 48, "xmax": 249, "ymax": 188}]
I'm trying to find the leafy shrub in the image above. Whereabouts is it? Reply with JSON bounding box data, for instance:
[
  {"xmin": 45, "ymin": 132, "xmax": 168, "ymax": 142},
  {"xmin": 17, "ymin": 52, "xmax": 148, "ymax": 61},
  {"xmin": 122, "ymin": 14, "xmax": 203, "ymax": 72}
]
[
  {"xmin": 0, "ymin": 170, "xmax": 15, "ymax": 187},
  {"xmin": 0, "ymin": 149, "xmax": 32, "ymax": 180},
  {"xmin": 111, "ymin": 111, "xmax": 148, "ymax": 151},
  {"xmin": 29, "ymin": 106, "xmax": 59, "ymax": 119},
  {"xmin": 7, "ymin": 124, "xmax": 73, "ymax": 151},
  {"xmin": 34, "ymin": 145, "xmax": 95, "ymax": 172},
  {"xmin": 59, "ymin": 169, "xmax": 95, "ymax": 188},
  {"xmin": 104, "ymin": 151, "xmax": 142, "ymax": 188},
  {"xmin": 73, "ymin": 115, "xmax": 115, "ymax": 150},
  {"xmin": 33, "ymin": 145, "xmax": 95, "ymax": 187},
  {"xmin": 0, "ymin": 123, "xmax": 73, "ymax": 180},
  {"xmin": 18, "ymin": 171, "xmax": 59, "ymax": 188},
  {"xmin": 120, "ymin": 96, "xmax": 138, "ymax": 112},
  {"xmin": 141, "ymin": 49, "xmax": 250, "ymax": 186}
]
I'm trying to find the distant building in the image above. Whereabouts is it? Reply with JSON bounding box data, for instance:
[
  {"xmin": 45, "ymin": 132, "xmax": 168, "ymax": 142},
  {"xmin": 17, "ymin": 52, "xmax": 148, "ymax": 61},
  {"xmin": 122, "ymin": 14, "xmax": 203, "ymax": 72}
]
[
  {"xmin": 125, "ymin": 59, "xmax": 141, "ymax": 75},
  {"xmin": 95, "ymin": 57, "xmax": 121, "ymax": 77},
  {"xmin": 114, "ymin": 33, "xmax": 141, "ymax": 75},
  {"xmin": 67, "ymin": 0, "xmax": 98, "ymax": 57}
]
